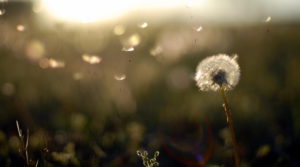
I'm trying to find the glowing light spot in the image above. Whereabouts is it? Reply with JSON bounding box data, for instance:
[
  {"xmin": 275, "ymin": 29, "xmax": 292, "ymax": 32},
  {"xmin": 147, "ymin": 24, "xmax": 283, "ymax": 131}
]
[
  {"xmin": 114, "ymin": 25, "xmax": 126, "ymax": 35},
  {"xmin": 265, "ymin": 16, "xmax": 271, "ymax": 22},
  {"xmin": 195, "ymin": 26, "xmax": 203, "ymax": 32},
  {"xmin": 70, "ymin": 113, "xmax": 87, "ymax": 130},
  {"xmin": 121, "ymin": 33, "xmax": 140, "ymax": 51},
  {"xmin": 25, "ymin": 40, "xmax": 45, "ymax": 61},
  {"xmin": 33, "ymin": 2, "xmax": 43, "ymax": 13},
  {"xmin": 48, "ymin": 59, "xmax": 65, "ymax": 68},
  {"xmin": 1, "ymin": 83, "xmax": 15, "ymax": 96},
  {"xmin": 38, "ymin": 58, "xmax": 65, "ymax": 69},
  {"xmin": 82, "ymin": 54, "xmax": 102, "ymax": 64},
  {"xmin": 138, "ymin": 22, "xmax": 148, "ymax": 29},
  {"xmin": 122, "ymin": 46, "xmax": 135, "ymax": 52},
  {"xmin": 256, "ymin": 145, "xmax": 270, "ymax": 157},
  {"xmin": 186, "ymin": 1, "xmax": 192, "ymax": 8},
  {"xmin": 42, "ymin": 0, "xmax": 138, "ymax": 23},
  {"xmin": 150, "ymin": 46, "xmax": 163, "ymax": 56},
  {"xmin": 126, "ymin": 33, "xmax": 141, "ymax": 47},
  {"xmin": 16, "ymin": 25, "xmax": 25, "ymax": 31},
  {"xmin": 73, "ymin": 72, "xmax": 84, "ymax": 80},
  {"xmin": 0, "ymin": 9, "xmax": 5, "ymax": 16},
  {"xmin": 114, "ymin": 74, "xmax": 126, "ymax": 81}
]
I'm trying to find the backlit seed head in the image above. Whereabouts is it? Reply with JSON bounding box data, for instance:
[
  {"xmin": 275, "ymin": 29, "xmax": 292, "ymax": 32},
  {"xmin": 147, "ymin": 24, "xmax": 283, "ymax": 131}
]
[{"xmin": 195, "ymin": 54, "xmax": 240, "ymax": 91}]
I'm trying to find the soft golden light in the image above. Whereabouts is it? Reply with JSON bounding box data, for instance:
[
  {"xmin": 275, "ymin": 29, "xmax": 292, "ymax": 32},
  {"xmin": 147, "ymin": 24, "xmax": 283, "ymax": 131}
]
[
  {"xmin": 42, "ymin": 0, "xmax": 139, "ymax": 23},
  {"xmin": 42, "ymin": 0, "xmax": 207, "ymax": 23}
]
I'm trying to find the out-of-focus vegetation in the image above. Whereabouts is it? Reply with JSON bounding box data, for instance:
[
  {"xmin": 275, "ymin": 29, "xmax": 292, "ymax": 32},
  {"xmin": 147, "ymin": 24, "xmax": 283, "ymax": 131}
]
[{"xmin": 1, "ymin": 1, "xmax": 300, "ymax": 167}]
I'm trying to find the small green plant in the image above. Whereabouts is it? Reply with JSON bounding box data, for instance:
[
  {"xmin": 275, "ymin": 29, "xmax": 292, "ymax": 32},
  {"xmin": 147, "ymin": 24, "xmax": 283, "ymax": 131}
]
[{"xmin": 137, "ymin": 150, "xmax": 160, "ymax": 167}]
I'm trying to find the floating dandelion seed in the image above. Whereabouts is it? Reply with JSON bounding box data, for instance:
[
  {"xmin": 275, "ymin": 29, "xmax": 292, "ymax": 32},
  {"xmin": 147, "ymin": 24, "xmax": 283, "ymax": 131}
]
[
  {"xmin": 150, "ymin": 46, "xmax": 163, "ymax": 56},
  {"xmin": 122, "ymin": 46, "xmax": 134, "ymax": 52},
  {"xmin": 0, "ymin": 9, "xmax": 5, "ymax": 15},
  {"xmin": 82, "ymin": 54, "xmax": 102, "ymax": 64},
  {"xmin": 48, "ymin": 59, "xmax": 65, "ymax": 68},
  {"xmin": 121, "ymin": 33, "xmax": 140, "ymax": 52},
  {"xmin": 195, "ymin": 26, "xmax": 203, "ymax": 32},
  {"xmin": 114, "ymin": 74, "xmax": 126, "ymax": 81},
  {"xmin": 195, "ymin": 54, "xmax": 240, "ymax": 91},
  {"xmin": 39, "ymin": 58, "xmax": 65, "ymax": 69},
  {"xmin": 265, "ymin": 16, "xmax": 271, "ymax": 22},
  {"xmin": 138, "ymin": 22, "xmax": 148, "ymax": 29}
]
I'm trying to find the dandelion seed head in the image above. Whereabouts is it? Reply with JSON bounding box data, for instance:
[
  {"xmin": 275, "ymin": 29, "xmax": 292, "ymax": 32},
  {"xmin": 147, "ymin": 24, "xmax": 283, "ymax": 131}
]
[{"xmin": 195, "ymin": 54, "xmax": 240, "ymax": 91}]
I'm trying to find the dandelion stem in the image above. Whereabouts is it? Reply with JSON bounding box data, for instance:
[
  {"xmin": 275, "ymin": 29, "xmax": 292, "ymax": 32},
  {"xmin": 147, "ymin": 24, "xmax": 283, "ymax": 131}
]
[
  {"xmin": 16, "ymin": 120, "xmax": 30, "ymax": 167},
  {"xmin": 220, "ymin": 88, "xmax": 240, "ymax": 167}
]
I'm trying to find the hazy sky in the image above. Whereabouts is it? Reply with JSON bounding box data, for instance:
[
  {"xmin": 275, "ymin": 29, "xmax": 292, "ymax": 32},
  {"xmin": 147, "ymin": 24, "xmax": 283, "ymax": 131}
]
[{"xmin": 2, "ymin": 0, "xmax": 300, "ymax": 23}]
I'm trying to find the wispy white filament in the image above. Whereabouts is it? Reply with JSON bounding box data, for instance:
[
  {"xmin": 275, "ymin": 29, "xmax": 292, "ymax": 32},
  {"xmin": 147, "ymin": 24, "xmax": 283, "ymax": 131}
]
[{"xmin": 195, "ymin": 54, "xmax": 240, "ymax": 91}]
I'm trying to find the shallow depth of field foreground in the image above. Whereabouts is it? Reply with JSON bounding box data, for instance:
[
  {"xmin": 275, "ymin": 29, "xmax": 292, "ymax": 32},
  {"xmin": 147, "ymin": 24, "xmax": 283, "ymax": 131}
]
[{"xmin": 0, "ymin": 1, "xmax": 300, "ymax": 167}]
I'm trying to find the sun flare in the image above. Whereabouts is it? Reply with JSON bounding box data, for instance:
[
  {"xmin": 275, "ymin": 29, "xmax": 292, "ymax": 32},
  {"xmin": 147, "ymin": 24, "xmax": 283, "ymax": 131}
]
[
  {"xmin": 42, "ymin": 0, "xmax": 207, "ymax": 23},
  {"xmin": 42, "ymin": 0, "xmax": 139, "ymax": 23}
]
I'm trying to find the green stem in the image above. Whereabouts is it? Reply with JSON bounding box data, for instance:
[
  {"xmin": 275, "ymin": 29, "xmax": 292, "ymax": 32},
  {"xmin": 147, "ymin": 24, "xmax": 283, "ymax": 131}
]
[{"xmin": 220, "ymin": 88, "xmax": 240, "ymax": 167}]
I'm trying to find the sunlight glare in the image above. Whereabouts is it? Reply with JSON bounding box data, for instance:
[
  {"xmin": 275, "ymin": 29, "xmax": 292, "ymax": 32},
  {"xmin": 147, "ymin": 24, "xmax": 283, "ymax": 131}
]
[
  {"xmin": 42, "ymin": 0, "xmax": 207, "ymax": 23},
  {"xmin": 42, "ymin": 0, "xmax": 139, "ymax": 23}
]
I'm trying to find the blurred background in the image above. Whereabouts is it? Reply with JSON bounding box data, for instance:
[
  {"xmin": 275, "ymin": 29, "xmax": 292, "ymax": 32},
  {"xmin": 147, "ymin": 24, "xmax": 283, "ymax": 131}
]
[{"xmin": 0, "ymin": 0, "xmax": 300, "ymax": 166}]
